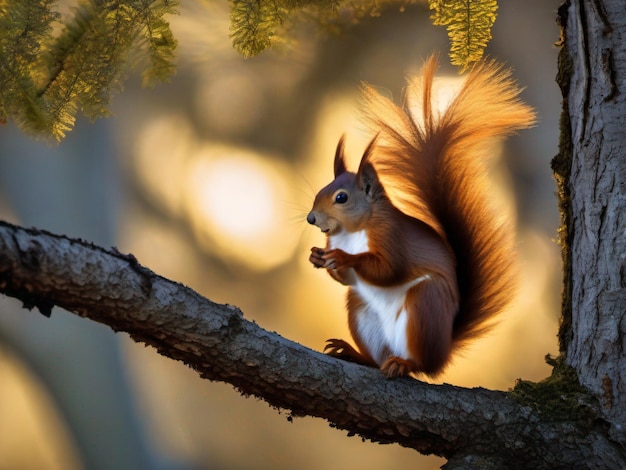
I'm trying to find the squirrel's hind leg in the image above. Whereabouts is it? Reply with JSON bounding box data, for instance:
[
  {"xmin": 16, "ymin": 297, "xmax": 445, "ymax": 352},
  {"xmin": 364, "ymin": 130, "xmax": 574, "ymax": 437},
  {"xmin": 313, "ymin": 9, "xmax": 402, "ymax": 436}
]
[
  {"xmin": 325, "ymin": 339, "xmax": 419, "ymax": 378},
  {"xmin": 380, "ymin": 357, "xmax": 418, "ymax": 378}
]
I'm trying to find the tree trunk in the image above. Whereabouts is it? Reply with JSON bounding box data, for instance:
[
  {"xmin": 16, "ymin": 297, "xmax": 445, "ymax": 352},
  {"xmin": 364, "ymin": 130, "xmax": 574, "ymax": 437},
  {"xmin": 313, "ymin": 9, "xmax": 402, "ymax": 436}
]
[{"xmin": 554, "ymin": 0, "xmax": 626, "ymax": 445}]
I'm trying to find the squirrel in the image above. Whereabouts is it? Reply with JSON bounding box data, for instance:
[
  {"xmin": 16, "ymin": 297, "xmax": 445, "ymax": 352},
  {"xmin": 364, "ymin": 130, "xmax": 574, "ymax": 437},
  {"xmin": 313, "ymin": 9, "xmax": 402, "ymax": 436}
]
[{"xmin": 307, "ymin": 56, "xmax": 536, "ymax": 378}]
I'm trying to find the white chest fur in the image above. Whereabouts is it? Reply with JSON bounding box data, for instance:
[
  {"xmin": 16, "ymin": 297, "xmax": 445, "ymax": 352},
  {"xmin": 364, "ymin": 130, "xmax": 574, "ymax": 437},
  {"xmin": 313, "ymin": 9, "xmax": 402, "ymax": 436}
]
[
  {"xmin": 328, "ymin": 230, "xmax": 429, "ymax": 364},
  {"xmin": 329, "ymin": 229, "xmax": 369, "ymax": 254}
]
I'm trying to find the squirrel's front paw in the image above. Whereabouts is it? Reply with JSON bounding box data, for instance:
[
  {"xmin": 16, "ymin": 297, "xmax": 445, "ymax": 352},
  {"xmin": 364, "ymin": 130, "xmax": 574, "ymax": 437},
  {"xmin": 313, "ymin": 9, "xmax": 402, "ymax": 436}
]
[
  {"xmin": 321, "ymin": 249, "xmax": 351, "ymax": 270},
  {"xmin": 309, "ymin": 247, "xmax": 326, "ymax": 268}
]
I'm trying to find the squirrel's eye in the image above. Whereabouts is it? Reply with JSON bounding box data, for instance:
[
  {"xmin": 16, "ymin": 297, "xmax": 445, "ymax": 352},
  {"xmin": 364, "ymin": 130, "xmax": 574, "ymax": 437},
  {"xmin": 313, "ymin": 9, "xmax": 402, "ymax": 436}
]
[{"xmin": 335, "ymin": 192, "xmax": 348, "ymax": 204}]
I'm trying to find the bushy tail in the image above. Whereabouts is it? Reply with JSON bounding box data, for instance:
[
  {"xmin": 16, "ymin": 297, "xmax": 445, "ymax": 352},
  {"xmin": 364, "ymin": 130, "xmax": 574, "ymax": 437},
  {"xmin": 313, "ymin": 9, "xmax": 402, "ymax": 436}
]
[{"xmin": 360, "ymin": 55, "xmax": 536, "ymax": 347}]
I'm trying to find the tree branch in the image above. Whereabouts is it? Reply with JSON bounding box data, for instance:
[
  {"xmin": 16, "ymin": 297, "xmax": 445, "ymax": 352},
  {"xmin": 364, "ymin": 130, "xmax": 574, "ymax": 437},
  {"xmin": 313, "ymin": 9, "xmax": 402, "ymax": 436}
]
[{"xmin": 0, "ymin": 220, "xmax": 622, "ymax": 466}]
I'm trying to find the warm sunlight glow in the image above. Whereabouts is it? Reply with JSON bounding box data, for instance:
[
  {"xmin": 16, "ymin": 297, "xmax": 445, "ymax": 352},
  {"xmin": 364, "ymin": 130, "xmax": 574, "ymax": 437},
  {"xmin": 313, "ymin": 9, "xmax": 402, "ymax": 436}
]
[
  {"xmin": 0, "ymin": 348, "xmax": 80, "ymax": 469},
  {"xmin": 190, "ymin": 155, "xmax": 275, "ymax": 239},
  {"xmin": 185, "ymin": 145, "xmax": 299, "ymax": 270},
  {"xmin": 445, "ymin": 230, "xmax": 560, "ymax": 389},
  {"xmin": 135, "ymin": 113, "xmax": 193, "ymax": 214},
  {"xmin": 134, "ymin": 115, "xmax": 303, "ymax": 271},
  {"xmin": 406, "ymin": 73, "xmax": 465, "ymax": 122},
  {"xmin": 195, "ymin": 70, "xmax": 264, "ymax": 135}
]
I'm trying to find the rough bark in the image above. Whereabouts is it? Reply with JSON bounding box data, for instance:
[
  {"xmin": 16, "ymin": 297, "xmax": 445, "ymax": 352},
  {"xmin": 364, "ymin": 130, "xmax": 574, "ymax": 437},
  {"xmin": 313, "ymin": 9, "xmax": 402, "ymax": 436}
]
[
  {"xmin": 554, "ymin": 0, "xmax": 626, "ymax": 445},
  {"xmin": 0, "ymin": 220, "xmax": 623, "ymax": 467}
]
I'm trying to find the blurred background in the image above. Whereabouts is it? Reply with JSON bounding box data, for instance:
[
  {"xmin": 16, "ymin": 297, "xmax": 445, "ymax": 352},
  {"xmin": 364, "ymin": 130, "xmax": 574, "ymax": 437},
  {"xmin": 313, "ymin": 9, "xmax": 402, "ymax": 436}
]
[{"xmin": 0, "ymin": 1, "xmax": 562, "ymax": 469}]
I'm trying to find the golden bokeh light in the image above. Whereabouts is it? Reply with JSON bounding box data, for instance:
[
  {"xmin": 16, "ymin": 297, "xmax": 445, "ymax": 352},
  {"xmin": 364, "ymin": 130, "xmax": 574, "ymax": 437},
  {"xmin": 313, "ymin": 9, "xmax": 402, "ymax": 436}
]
[
  {"xmin": 134, "ymin": 113, "xmax": 194, "ymax": 215},
  {"xmin": 443, "ymin": 229, "xmax": 560, "ymax": 389},
  {"xmin": 194, "ymin": 68, "xmax": 265, "ymax": 135},
  {"xmin": 133, "ymin": 113, "xmax": 304, "ymax": 272},
  {"xmin": 185, "ymin": 145, "xmax": 299, "ymax": 270},
  {"xmin": 0, "ymin": 347, "xmax": 80, "ymax": 470}
]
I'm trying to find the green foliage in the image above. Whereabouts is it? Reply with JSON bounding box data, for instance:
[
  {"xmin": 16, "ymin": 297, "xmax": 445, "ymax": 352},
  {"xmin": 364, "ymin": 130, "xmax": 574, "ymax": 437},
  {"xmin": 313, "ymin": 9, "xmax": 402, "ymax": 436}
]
[
  {"xmin": 139, "ymin": 1, "xmax": 179, "ymax": 86},
  {"xmin": 429, "ymin": 0, "xmax": 497, "ymax": 69},
  {"xmin": 228, "ymin": 0, "xmax": 498, "ymax": 63},
  {"xmin": 229, "ymin": 0, "xmax": 290, "ymax": 58},
  {"xmin": 2, "ymin": 0, "xmax": 502, "ymax": 140},
  {"xmin": 228, "ymin": 0, "xmax": 341, "ymax": 58},
  {"xmin": 0, "ymin": 0, "xmax": 178, "ymax": 141},
  {"xmin": 229, "ymin": 0, "xmax": 420, "ymax": 58},
  {"xmin": 0, "ymin": 0, "xmax": 58, "ymax": 134}
]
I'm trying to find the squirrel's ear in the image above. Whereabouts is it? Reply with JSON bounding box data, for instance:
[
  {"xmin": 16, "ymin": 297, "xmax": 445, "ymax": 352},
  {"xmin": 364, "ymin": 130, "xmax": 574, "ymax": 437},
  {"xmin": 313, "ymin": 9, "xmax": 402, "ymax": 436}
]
[
  {"xmin": 333, "ymin": 135, "xmax": 347, "ymax": 178},
  {"xmin": 357, "ymin": 134, "xmax": 381, "ymax": 197}
]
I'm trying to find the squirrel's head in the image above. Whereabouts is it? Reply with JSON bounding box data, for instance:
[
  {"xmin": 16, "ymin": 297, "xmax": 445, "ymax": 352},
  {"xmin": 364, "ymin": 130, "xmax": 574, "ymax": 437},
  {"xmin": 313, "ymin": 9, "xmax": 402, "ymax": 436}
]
[{"xmin": 307, "ymin": 135, "xmax": 383, "ymax": 235}]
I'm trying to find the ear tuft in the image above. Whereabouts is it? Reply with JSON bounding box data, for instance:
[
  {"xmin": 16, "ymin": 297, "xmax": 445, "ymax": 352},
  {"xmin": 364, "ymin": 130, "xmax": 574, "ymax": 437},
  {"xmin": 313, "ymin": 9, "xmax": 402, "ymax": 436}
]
[
  {"xmin": 333, "ymin": 135, "xmax": 347, "ymax": 178},
  {"xmin": 357, "ymin": 135, "xmax": 381, "ymax": 197},
  {"xmin": 362, "ymin": 133, "xmax": 379, "ymax": 163}
]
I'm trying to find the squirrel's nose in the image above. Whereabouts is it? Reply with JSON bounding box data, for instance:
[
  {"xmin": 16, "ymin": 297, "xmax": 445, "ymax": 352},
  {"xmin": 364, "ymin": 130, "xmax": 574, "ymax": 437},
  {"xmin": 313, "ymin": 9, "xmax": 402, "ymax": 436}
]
[{"xmin": 306, "ymin": 212, "xmax": 316, "ymax": 225}]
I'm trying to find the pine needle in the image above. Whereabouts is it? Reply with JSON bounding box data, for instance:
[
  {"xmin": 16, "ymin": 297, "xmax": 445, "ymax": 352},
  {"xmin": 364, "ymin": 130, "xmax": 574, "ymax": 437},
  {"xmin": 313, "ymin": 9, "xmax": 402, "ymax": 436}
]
[
  {"xmin": 429, "ymin": 0, "xmax": 498, "ymax": 70},
  {"xmin": 0, "ymin": 0, "xmax": 178, "ymax": 141}
]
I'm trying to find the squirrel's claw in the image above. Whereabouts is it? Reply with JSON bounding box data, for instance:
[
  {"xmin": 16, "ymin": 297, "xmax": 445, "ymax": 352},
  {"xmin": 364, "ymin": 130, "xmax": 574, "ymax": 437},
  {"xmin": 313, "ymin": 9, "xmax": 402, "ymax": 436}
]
[
  {"xmin": 324, "ymin": 338, "xmax": 356, "ymax": 357},
  {"xmin": 309, "ymin": 247, "xmax": 345, "ymax": 270},
  {"xmin": 321, "ymin": 248, "xmax": 350, "ymax": 270},
  {"xmin": 309, "ymin": 247, "xmax": 326, "ymax": 268},
  {"xmin": 324, "ymin": 339, "xmax": 377, "ymax": 367},
  {"xmin": 380, "ymin": 357, "xmax": 417, "ymax": 378}
]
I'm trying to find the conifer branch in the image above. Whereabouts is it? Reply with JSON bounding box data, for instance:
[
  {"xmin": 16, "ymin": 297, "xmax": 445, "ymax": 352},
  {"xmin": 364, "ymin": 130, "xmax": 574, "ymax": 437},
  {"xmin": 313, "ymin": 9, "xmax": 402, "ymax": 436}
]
[
  {"xmin": 429, "ymin": 0, "xmax": 498, "ymax": 69},
  {"xmin": 1, "ymin": 0, "xmax": 501, "ymax": 140},
  {"xmin": 0, "ymin": 0, "xmax": 58, "ymax": 133},
  {"xmin": 229, "ymin": 0, "xmax": 287, "ymax": 58},
  {"xmin": 228, "ymin": 0, "xmax": 419, "ymax": 58},
  {"xmin": 0, "ymin": 0, "xmax": 178, "ymax": 141}
]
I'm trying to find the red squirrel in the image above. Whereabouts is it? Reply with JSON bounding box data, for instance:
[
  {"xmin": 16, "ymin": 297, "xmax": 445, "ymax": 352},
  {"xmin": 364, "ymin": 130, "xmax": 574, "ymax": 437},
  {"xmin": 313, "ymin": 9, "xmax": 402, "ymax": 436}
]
[{"xmin": 307, "ymin": 56, "xmax": 536, "ymax": 378}]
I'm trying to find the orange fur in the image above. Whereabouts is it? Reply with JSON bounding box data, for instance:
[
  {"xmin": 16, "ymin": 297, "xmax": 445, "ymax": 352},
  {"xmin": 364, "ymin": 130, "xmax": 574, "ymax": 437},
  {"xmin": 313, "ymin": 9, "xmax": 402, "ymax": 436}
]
[{"xmin": 308, "ymin": 56, "xmax": 536, "ymax": 378}]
